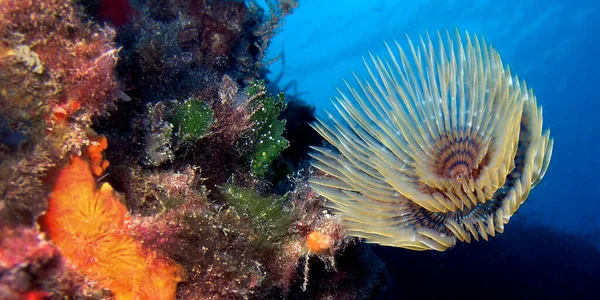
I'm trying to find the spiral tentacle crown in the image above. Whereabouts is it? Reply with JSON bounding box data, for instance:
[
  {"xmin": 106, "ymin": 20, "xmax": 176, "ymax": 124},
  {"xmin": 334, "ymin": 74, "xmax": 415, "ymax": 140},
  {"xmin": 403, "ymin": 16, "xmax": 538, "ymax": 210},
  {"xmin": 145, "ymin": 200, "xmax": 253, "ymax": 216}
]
[{"xmin": 309, "ymin": 30, "xmax": 553, "ymax": 251}]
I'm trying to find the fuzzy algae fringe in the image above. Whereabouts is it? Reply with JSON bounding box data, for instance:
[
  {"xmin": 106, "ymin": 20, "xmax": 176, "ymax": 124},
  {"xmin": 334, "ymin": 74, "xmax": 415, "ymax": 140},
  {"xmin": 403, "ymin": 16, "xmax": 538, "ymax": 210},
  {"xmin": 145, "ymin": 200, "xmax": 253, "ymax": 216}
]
[{"xmin": 309, "ymin": 29, "xmax": 553, "ymax": 251}]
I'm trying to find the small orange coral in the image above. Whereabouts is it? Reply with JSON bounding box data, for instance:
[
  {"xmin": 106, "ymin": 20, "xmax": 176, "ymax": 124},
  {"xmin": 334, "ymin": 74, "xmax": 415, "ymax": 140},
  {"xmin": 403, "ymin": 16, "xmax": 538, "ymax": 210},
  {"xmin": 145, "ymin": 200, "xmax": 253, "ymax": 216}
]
[
  {"xmin": 40, "ymin": 135, "xmax": 185, "ymax": 299},
  {"xmin": 306, "ymin": 231, "xmax": 332, "ymax": 254},
  {"xmin": 86, "ymin": 134, "xmax": 110, "ymax": 176}
]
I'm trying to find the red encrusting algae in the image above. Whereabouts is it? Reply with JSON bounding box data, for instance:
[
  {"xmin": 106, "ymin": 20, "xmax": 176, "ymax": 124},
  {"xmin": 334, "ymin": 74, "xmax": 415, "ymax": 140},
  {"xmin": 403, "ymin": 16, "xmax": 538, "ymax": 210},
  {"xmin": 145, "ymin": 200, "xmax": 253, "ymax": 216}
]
[{"xmin": 40, "ymin": 134, "xmax": 185, "ymax": 299}]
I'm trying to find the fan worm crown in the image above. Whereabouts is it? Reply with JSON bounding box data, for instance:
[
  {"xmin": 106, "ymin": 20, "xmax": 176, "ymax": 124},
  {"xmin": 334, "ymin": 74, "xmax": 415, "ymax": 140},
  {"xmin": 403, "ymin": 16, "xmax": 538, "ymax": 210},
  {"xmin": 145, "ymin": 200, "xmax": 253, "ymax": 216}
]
[{"xmin": 309, "ymin": 29, "xmax": 553, "ymax": 251}]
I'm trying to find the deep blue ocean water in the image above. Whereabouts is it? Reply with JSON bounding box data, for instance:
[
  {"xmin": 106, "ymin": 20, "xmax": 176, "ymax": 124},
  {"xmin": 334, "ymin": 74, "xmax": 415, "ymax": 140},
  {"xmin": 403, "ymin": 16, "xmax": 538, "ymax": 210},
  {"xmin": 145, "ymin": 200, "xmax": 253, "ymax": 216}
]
[{"xmin": 267, "ymin": 0, "xmax": 600, "ymax": 296}]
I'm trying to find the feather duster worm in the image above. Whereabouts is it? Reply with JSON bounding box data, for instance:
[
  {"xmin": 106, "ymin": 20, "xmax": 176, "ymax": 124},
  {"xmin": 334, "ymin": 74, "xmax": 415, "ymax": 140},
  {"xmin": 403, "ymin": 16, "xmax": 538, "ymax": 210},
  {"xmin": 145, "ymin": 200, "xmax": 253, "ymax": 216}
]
[{"xmin": 309, "ymin": 30, "xmax": 553, "ymax": 251}]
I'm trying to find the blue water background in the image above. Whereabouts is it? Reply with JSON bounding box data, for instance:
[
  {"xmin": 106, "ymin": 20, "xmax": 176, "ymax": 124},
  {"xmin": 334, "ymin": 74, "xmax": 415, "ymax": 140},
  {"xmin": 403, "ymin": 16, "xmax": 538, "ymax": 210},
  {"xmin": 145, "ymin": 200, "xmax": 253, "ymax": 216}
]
[{"xmin": 267, "ymin": 0, "xmax": 600, "ymax": 243}]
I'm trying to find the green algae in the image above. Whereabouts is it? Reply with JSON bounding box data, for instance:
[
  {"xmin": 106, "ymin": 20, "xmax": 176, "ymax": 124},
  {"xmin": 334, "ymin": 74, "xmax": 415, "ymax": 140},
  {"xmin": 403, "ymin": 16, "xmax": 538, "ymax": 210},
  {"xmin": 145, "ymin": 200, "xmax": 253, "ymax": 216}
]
[
  {"xmin": 170, "ymin": 98, "xmax": 214, "ymax": 142},
  {"xmin": 222, "ymin": 179, "xmax": 292, "ymax": 244},
  {"xmin": 244, "ymin": 80, "xmax": 289, "ymax": 178}
]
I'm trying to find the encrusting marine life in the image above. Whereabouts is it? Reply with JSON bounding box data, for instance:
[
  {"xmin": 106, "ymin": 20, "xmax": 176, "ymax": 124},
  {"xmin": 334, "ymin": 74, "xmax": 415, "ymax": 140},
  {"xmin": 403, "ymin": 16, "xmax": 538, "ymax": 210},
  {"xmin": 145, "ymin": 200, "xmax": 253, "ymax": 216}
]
[{"xmin": 309, "ymin": 29, "xmax": 553, "ymax": 251}]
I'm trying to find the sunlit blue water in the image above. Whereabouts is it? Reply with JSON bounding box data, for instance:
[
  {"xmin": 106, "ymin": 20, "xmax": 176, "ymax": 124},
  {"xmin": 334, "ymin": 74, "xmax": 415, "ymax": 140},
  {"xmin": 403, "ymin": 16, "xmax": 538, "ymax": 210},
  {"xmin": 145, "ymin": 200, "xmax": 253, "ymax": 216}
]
[{"xmin": 268, "ymin": 0, "xmax": 600, "ymax": 244}]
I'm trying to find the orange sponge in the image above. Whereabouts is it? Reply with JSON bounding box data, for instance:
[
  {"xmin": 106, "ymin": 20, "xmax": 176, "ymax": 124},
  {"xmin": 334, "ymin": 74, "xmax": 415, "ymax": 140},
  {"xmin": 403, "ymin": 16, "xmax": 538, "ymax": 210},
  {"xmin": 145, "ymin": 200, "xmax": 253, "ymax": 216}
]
[
  {"xmin": 40, "ymin": 135, "xmax": 185, "ymax": 299},
  {"xmin": 86, "ymin": 134, "xmax": 110, "ymax": 176},
  {"xmin": 306, "ymin": 231, "xmax": 333, "ymax": 254}
]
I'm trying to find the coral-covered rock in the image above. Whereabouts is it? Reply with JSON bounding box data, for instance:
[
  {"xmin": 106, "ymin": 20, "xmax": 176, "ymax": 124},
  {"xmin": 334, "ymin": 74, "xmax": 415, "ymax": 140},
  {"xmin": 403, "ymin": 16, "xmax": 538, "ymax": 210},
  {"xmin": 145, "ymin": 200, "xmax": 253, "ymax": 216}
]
[
  {"xmin": 0, "ymin": 1, "xmax": 384, "ymax": 300},
  {"xmin": 0, "ymin": 226, "xmax": 61, "ymax": 299},
  {"xmin": 116, "ymin": 0, "xmax": 296, "ymax": 101},
  {"xmin": 139, "ymin": 102, "xmax": 176, "ymax": 167},
  {"xmin": 0, "ymin": 0, "xmax": 120, "ymax": 226},
  {"xmin": 0, "ymin": 0, "xmax": 119, "ymax": 122}
]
